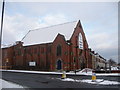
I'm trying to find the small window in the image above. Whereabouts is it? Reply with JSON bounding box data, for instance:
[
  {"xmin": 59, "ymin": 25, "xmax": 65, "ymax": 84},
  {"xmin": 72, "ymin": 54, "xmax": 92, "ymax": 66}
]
[
  {"xmin": 74, "ymin": 57, "xmax": 76, "ymax": 62},
  {"xmin": 70, "ymin": 52, "xmax": 73, "ymax": 55},
  {"xmin": 79, "ymin": 50, "xmax": 82, "ymax": 55},
  {"xmin": 64, "ymin": 52, "xmax": 67, "ymax": 55}
]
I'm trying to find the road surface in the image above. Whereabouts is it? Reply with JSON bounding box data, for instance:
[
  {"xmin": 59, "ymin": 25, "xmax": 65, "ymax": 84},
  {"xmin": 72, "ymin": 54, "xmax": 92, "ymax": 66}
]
[{"xmin": 1, "ymin": 71, "xmax": 120, "ymax": 89}]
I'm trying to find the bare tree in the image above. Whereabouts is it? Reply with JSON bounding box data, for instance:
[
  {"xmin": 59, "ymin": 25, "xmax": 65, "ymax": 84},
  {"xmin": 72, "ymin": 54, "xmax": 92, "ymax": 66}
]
[
  {"xmin": 108, "ymin": 59, "xmax": 116, "ymax": 66},
  {"xmin": 108, "ymin": 58, "xmax": 117, "ymax": 72},
  {"xmin": 118, "ymin": 63, "xmax": 120, "ymax": 66}
]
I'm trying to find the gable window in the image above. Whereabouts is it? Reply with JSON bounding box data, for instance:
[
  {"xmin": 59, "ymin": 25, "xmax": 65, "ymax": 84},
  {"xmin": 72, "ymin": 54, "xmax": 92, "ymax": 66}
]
[
  {"xmin": 56, "ymin": 45, "xmax": 62, "ymax": 56},
  {"xmin": 78, "ymin": 33, "xmax": 83, "ymax": 49}
]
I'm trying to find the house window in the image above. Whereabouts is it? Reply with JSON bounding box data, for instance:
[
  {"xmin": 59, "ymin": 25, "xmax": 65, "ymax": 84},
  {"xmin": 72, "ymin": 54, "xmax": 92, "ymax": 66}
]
[
  {"xmin": 56, "ymin": 45, "xmax": 62, "ymax": 56},
  {"xmin": 78, "ymin": 33, "xmax": 83, "ymax": 49},
  {"xmin": 64, "ymin": 52, "xmax": 67, "ymax": 55}
]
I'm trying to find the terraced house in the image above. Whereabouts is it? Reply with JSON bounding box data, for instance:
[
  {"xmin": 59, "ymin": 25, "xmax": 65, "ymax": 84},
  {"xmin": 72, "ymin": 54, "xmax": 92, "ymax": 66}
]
[{"xmin": 1, "ymin": 20, "xmax": 106, "ymax": 71}]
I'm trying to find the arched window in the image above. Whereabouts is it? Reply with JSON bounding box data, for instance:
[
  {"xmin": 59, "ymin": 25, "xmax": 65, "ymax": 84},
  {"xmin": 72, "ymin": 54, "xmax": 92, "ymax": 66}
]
[
  {"xmin": 78, "ymin": 33, "xmax": 83, "ymax": 49},
  {"xmin": 56, "ymin": 45, "xmax": 62, "ymax": 56}
]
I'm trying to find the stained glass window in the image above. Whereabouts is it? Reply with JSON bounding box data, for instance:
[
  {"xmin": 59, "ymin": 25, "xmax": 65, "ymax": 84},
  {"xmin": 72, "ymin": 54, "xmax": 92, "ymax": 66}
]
[{"xmin": 78, "ymin": 33, "xmax": 83, "ymax": 49}]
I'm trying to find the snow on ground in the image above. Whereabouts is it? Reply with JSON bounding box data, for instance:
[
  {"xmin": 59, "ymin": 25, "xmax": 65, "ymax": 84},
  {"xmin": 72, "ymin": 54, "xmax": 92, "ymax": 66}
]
[
  {"xmin": 59, "ymin": 78, "xmax": 75, "ymax": 82},
  {"xmin": 1, "ymin": 69, "xmax": 120, "ymax": 86},
  {"xmin": 1, "ymin": 69, "xmax": 63, "ymax": 75},
  {"xmin": 0, "ymin": 79, "xmax": 24, "ymax": 89},
  {"xmin": 95, "ymin": 73, "xmax": 120, "ymax": 76},
  {"xmin": 0, "ymin": 79, "xmax": 1, "ymax": 90},
  {"xmin": 111, "ymin": 66, "xmax": 119, "ymax": 70},
  {"xmin": 1, "ymin": 69, "xmax": 120, "ymax": 76},
  {"xmin": 57, "ymin": 78, "xmax": 120, "ymax": 85},
  {"xmin": 80, "ymin": 79, "xmax": 120, "ymax": 85}
]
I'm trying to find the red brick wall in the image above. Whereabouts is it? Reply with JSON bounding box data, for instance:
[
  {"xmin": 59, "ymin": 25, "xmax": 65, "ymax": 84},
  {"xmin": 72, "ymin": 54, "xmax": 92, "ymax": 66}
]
[
  {"xmin": 19, "ymin": 43, "xmax": 52, "ymax": 70},
  {"xmin": 2, "ymin": 46, "xmax": 14, "ymax": 68},
  {"xmin": 87, "ymin": 49, "xmax": 92, "ymax": 68},
  {"xmin": 13, "ymin": 42, "xmax": 24, "ymax": 67},
  {"xmin": 70, "ymin": 21, "xmax": 90, "ymax": 70},
  {"xmin": 52, "ymin": 34, "xmax": 70, "ymax": 71}
]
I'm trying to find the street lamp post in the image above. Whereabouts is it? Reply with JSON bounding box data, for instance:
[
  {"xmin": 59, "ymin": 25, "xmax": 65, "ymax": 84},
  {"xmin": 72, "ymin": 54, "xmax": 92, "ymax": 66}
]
[
  {"xmin": 0, "ymin": 0, "xmax": 5, "ymax": 47},
  {"xmin": 0, "ymin": 0, "xmax": 5, "ymax": 68}
]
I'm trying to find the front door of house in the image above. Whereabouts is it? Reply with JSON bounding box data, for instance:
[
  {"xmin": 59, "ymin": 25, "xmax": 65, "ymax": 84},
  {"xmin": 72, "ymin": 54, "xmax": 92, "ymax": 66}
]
[{"xmin": 57, "ymin": 60, "xmax": 62, "ymax": 70}]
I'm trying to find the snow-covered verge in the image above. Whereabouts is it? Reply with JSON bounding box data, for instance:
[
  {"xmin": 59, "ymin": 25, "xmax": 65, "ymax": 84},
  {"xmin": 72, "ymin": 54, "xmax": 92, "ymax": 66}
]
[
  {"xmin": 95, "ymin": 73, "xmax": 120, "ymax": 76},
  {"xmin": 81, "ymin": 79, "xmax": 120, "ymax": 85},
  {"xmin": 1, "ymin": 69, "xmax": 63, "ymax": 74},
  {"xmin": 111, "ymin": 66, "xmax": 119, "ymax": 70},
  {"xmin": 57, "ymin": 78, "xmax": 120, "ymax": 85},
  {"xmin": 0, "ymin": 79, "xmax": 23, "ymax": 89},
  {"xmin": 1, "ymin": 69, "xmax": 120, "ymax": 76}
]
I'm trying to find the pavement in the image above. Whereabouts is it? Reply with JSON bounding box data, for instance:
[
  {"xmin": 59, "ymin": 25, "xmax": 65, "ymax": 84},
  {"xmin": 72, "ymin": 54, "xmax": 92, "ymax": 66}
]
[{"xmin": 1, "ymin": 71, "xmax": 120, "ymax": 89}]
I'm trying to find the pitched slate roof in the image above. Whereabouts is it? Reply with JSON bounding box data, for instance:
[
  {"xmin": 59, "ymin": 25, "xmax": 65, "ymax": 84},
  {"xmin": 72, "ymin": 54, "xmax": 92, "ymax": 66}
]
[{"xmin": 22, "ymin": 21, "xmax": 78, "ymax": 46}]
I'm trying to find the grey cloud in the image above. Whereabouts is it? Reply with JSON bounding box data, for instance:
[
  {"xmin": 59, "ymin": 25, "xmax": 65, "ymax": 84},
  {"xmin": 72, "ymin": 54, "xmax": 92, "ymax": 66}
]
[{"xmin": 96, "ymin": 47, "xmax": 118, "ymax": 63}]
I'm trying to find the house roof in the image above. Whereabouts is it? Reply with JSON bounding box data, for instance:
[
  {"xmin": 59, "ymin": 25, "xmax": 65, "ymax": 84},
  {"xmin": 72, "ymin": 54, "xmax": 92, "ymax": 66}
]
[{"xmin": 21, "ymin": 21, "xmax": 78, "ymax": 46}]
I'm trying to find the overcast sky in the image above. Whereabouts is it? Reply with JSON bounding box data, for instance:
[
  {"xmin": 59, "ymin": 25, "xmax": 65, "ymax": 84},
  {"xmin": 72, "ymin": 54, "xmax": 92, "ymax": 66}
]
[{"xmin": 0, "ymin": 1, "xmax": 118, "ymax": 63}]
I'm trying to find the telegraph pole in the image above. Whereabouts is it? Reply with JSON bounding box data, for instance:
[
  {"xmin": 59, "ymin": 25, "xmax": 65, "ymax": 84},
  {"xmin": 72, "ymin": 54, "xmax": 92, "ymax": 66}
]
[
  {"xmin": 0, "ymin": 0, "xmax": 5, "ymax": 47},
  {"xmin": 0, "ymin": 0, "xmax": 5, "ymax": 67}
]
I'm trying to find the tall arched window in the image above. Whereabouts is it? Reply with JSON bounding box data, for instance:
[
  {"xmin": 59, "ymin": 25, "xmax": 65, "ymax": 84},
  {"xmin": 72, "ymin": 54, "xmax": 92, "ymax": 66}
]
[
  {"xmin": 78, "ymin": 33, "xmax": 83, "ymax": 49},
  {"xmin": 56, "ymin": 45, "xmax": 62, "ymax": 56}
]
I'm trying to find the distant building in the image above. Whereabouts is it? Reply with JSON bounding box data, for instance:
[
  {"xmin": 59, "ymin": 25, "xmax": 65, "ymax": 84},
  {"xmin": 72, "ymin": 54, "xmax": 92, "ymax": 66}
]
[
  {"xmin": 1, "ymin": 20, "xmax": 106, "ymax": 71},
  {"xmin": 89, "ymin": 50, "xmax": 106, "ymax": 70},
  {"xmin": 89, "ymin": 50, "xmax": 96, "ymax": 69}
]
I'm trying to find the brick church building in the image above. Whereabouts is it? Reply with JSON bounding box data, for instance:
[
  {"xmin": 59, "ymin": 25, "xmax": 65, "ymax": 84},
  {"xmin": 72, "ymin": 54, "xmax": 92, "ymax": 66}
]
[{"xmin": 2, "ymin": 20, "xmax": 93, "ymax": 71}]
